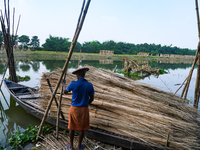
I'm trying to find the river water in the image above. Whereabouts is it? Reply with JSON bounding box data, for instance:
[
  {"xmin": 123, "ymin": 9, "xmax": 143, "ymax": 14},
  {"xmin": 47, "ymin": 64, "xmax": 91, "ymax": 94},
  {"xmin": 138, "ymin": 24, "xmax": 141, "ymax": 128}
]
[{"xmin": 0, "ymin": 59, "xmax": 197, "ymax": 149}]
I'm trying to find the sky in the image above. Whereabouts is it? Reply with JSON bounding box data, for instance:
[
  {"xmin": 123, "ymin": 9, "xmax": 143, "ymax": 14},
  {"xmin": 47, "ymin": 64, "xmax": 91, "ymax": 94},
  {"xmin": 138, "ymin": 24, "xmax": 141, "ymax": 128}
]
[{"xmin": 0, "ymin": 0, "xmax": 198, "ymax": 50}]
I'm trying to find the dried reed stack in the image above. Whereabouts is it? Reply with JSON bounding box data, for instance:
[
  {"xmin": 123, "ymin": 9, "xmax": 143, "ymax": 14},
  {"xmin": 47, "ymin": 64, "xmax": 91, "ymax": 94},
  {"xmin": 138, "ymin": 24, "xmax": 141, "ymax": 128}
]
[{"xmin": 38, "ymin": 65, "xmax": 200, "ymax": 150}]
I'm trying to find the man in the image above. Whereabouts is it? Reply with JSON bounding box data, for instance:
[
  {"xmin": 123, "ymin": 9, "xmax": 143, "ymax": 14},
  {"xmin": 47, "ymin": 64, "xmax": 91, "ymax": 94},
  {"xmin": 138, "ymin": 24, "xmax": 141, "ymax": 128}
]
[{"xmin": 63, "ymin": 67, "xmax": 95, "ymax": 150}]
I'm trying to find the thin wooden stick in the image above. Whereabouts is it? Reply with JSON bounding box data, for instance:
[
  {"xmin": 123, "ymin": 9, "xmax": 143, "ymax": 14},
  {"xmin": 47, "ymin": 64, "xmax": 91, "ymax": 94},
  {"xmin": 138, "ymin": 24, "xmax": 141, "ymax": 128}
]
[
  {"xmin": 46, "ymin": 78, "xmax": 65, "ymax": 120},
  {"xmin": 36, "ymin": 0, "xmax": 91, "ymax": 141},
  {"xmin": 174, "ymin": 77, "xmax": 186, "ymax": 94},
  {"xmin": 113, "ymin": 65, "xmax": 117, "ymax": 73},
  {"xmin": 12, "ymin": 7, "xmax": 15, "ymax": 46},
  {"xmin": 56, "ymin": 72, "xmax": 67, "ymax": 139},
  {"xmin": 78, "ymin": 49, "xmax": 82, "ymax": 67},
  {"xmin": 165, "ymin": 130, "xmax": 170, "ymax": 147}
]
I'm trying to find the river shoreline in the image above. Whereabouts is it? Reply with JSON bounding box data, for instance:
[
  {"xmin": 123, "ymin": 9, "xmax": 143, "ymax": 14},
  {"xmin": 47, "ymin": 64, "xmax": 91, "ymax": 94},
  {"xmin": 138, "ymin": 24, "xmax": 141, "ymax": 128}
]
[{"xmin": 0, "ymin": 51, "xmax": 195, "ymax": 64}]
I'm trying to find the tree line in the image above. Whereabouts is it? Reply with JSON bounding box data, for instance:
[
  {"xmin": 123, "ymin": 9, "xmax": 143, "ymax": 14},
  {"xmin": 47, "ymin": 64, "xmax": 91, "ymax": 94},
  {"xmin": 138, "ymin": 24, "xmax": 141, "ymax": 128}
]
[{"xmin": 0, "ymin": 32, "xmax": 196, "ymax": 56}]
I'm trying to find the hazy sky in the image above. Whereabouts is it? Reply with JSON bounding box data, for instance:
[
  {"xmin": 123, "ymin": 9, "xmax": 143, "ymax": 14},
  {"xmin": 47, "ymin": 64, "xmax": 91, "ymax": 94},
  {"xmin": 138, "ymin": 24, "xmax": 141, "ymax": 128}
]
[{"xmin": 0, "ymin": 0, "xmax": 198, "ymax": 49}]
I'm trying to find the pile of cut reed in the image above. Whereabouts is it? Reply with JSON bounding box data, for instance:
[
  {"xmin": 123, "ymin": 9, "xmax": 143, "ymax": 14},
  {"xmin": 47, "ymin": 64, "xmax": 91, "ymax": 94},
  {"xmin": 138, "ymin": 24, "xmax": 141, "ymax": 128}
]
[{"xmin": 38, "ymin": 65, "xmax": 200, "ymax": 150}]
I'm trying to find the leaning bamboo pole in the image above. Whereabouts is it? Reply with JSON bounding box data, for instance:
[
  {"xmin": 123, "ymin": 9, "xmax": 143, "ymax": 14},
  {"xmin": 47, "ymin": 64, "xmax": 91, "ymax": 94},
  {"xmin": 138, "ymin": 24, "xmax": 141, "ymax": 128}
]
[
  {"xmin": 194, "ymin": 53, "xmax": 200, "ymax": 108},
  {"xmin": 36, "ymin": 0, "xmax": 91, "ymax": 140},
  {"xmin": 56, "ymin": 0, "xmax": 86, "ymax": 139},
  {"xmin": 181, "ymin": 0, "xmax": 200, "ymax": 102}
]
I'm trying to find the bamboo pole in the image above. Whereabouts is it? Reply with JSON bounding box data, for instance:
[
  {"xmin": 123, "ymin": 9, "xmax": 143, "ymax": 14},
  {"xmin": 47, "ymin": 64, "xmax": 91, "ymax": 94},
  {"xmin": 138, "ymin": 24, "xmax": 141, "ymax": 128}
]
[
  {"xmin": 46, "ymin": 78, "xmax": 65, "ymax": 120},
  {"xmin": 113, "ymin": 65, "xmax": 117, "ymax": 72},
  {"xmin": 1, "ymin": 0, "xmax": 17, "ymax": 82},
  {"xmin": 36, "ymin": 0, "xmax": 91, "ymax": 141},
  {"xmin": 174, "ymin": 77, "xmax": 187, "ymax": 94},
  {"xmin": 181, "ymin": 0, "xmax": 200, "ymax": 99},
  {"xmin": 56, "ymin": 71, "xmax": 67, "ymax": 139},
  {"xmin": 55, "ymin": 0, "xmax": 86, "ymax": 139},
  {"xmin": 0, "ymin": 12, "xmax": 20, "ymax": 88},
  {"xmin": 77, "ymin": 49, "xmax": 82, "ymax": 67},
  {"xmin": 194, "ymin": 53, "xmax": 200, "ymax": 108},
  {"xmin": 196, "ymin": 0, "xmax": 200, "ymax": 40}
]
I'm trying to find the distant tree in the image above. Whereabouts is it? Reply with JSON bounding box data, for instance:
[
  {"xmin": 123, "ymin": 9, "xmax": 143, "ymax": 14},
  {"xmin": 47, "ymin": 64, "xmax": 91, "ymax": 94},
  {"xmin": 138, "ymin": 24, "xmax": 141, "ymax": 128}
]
[
  {"xmin": 74, "ymin": 42, "xmax": 81, "ymax": 52},
  {"xmin": 82, "ymin": 42, "xmax": 91, "ymax": 53},
  {"xmin": 102, "ymin": 40, "xmax": 116, "ymax": 50},
  {"xmin": 30, "ymin": 36, "xmax": 40, "ymax": 49},
  {"xmin": 89, "ymin": 41, "xmax": 101, "ymax": 53},
  {"xmin": 42, "ymin": 35, "xmax": 70, "ymax": 52},
  {"xmin": 62, "ymin": 40, "xmax": 71, "ymax": 51},
  {"xmin": 18, "ymin": 35, "xmax": 30, "ymax": 46}
]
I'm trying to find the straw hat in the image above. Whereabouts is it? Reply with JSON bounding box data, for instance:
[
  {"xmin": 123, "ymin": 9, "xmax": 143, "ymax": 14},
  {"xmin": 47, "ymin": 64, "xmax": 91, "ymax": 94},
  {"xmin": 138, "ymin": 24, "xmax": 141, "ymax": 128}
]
[{"xmin": 72, "ymin": 67, "xmax": 89, "ymax": 74}]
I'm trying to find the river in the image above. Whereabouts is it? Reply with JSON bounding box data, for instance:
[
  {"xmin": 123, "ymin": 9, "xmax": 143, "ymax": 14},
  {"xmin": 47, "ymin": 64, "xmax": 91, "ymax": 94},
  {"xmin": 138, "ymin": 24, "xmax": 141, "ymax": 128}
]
[{"xmin": 0, "ymin": 58, "xmax": 197, "ymax": 149}]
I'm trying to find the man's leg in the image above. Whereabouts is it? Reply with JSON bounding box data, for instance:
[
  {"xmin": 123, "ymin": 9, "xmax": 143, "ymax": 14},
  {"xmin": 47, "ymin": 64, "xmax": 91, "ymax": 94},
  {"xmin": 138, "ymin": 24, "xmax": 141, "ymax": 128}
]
[
  {"xmin": 78, "ymin": 131, "xmax": 84, "ymax": 150},
  {"xmin": 69, "ymin": 130, "xmax": 74, "ymax": 150}
]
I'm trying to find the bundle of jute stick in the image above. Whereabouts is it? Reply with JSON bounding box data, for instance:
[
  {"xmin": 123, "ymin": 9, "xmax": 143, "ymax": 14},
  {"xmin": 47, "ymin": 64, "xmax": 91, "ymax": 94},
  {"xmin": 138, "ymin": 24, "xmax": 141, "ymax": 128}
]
[{"xmin": 38, "ymin": 65, "xmax": 200, "ymax": 150}]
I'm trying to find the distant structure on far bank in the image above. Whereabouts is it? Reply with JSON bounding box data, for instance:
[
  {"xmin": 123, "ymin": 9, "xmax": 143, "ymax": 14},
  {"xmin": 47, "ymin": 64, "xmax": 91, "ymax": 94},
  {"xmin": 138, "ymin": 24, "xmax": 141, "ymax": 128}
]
[
  {"xmin": 98, "ymin": 50, "xmax": 195, "ymax": 59},
  {"xmin": 137, "ymin": 52, "xmax": 195, "ymax": 58},
  {"xmin": 99, "ymin": 50, "xmax": 114, "ymax": 55},
  {"xmin": 1, "ymin": 45, "xmax": 31, "ymax": 51}
]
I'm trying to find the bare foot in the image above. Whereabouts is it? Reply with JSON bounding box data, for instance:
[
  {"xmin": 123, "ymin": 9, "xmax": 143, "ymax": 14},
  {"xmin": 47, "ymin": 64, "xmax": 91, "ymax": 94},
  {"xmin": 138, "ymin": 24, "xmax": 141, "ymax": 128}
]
[
  {"xmin": 77, "ymin": 144, "xmax": 84, "ymax": 150},
  {"xmin": 67, "ymin": 145, "xmax": 74, "ymax": 150}
]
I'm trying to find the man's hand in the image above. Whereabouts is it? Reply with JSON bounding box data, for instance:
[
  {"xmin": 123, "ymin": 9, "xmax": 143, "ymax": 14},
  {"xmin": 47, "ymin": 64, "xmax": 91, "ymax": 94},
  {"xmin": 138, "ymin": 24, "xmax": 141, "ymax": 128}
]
[
  {"xmin": 62, "ymin": 79, "xmax": 66, "ymax": 86},
  {"xmin": 62, "ymin": 79, "xmax": 68, "ymax": 94}
]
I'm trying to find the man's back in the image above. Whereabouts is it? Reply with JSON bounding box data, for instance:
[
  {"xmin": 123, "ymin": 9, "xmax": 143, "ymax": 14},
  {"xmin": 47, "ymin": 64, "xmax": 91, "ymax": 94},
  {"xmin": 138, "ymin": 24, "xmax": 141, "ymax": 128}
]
[{"xmin": 67, "ymin": 78, "xmax": 94, "ymax": 107}]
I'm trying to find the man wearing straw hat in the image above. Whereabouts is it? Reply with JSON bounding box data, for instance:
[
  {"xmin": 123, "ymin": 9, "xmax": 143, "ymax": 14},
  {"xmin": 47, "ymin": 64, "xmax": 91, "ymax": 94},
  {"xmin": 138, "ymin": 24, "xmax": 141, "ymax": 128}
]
[{"xmin": 63, "ymin": 67, "xmax": 95, "ymax": 150}]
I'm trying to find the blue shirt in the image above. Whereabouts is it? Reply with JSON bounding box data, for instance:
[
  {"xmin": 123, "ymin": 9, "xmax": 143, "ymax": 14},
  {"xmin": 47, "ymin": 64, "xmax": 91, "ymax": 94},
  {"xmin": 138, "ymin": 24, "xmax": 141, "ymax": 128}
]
[{"xmin": 66, "ymin": 78, "xmax": 95, "ymax": 107}]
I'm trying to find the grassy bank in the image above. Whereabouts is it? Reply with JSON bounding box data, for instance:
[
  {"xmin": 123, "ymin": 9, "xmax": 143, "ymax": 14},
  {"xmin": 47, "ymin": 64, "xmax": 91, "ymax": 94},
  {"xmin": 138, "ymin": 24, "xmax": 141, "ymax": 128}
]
[{"xmin": 0, "ymin": 50, "xmax": 195, "ymax": 63}]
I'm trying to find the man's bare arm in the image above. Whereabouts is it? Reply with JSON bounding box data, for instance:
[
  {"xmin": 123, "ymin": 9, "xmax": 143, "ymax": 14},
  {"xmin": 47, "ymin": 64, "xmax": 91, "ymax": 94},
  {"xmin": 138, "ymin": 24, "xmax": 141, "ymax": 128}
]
[{"xmin": 89, "ymin": 94, "xmax": 94, "ymax": 104}]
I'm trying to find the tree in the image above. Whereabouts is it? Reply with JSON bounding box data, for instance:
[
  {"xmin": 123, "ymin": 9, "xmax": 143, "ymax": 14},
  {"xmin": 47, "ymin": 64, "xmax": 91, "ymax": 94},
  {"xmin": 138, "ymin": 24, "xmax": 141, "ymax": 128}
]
[
  {"xmin": 18, "ymin": 35, "xmax": 30, "ymax": 46},
  {"xmin": 74, "ymin": 42, "xmax": 81, "ymax": 52},
  {"xmin": 30, "ymin": 36, "xmax": 40, "ymax": 49},
  {"xmin": 42, "ymin": 35, "xmax": 70, "ymax": 52}
]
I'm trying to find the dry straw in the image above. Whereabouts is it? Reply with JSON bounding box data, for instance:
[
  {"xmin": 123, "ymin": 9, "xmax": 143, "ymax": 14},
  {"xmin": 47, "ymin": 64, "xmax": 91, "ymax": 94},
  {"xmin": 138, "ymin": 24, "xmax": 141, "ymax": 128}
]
[{"xmin": 38, "ymin": 65, "xmax": 200, "ymax": 150}]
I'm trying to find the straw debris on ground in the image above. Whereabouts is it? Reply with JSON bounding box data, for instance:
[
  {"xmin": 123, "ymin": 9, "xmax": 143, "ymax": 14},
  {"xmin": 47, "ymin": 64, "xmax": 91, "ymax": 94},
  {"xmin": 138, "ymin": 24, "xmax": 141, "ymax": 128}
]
[
  {"xmin": 38, "ymin": 65, "xmax": 200, "ymax": 150},
  {"xmin": 34, "ymin": 131, "xmax": 120, "ymax": 150}
]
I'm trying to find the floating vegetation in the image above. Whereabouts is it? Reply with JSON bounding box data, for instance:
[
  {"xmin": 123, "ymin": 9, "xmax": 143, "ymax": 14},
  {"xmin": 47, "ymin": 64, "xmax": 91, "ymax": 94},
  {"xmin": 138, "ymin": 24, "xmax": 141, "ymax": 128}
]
[
  {"xmin": 9, "ymin": 124, "xmax": 52, "ymax": 149},
  {"xmin": 6, "ymin": 75, "xmax": 30, "ymax": 82},
  {"xmin": 116, "ymin": 68, "xmax": 168, "ymax": 77},
  {"xmin": 158, "ymin": 69, "xmax": 168, "ymax": 74}
]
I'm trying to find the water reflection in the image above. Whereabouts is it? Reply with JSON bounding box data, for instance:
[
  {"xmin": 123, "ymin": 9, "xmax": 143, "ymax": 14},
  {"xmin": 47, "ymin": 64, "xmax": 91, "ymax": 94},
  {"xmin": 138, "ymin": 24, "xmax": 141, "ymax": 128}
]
[
  {"xmin": 30, "ymin": 61, "xmax": 40, "ymax": 72},
  {"xmin": 0, "ymin": 59, "xmax": 196, "ymax": 75},
  {"xmin": 19, "ymin": 60, "xmax": 31, "ymax": 72},
  {"xmin": 99, "ymin": 59, "xmax": 113, "ymax": 64},
  {"xmin": 0, "ymin": 90, "xmax": 40, "ymax": 149}
]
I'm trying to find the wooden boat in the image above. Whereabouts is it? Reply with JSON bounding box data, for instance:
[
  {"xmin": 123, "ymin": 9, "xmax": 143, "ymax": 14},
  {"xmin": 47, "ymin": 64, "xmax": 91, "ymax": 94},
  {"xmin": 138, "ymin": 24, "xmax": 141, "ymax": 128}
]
[{"xmin": 3, "ymin": 79, "xmax": 172, "ymax": 150}]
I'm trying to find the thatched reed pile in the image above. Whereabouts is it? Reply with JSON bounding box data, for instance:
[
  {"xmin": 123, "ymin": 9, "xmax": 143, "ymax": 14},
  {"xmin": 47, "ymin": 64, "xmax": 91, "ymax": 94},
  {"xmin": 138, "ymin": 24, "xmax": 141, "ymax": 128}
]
[{"xmin": 38, "ymin": 65, "xmax": 200, "ymax": 150}]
